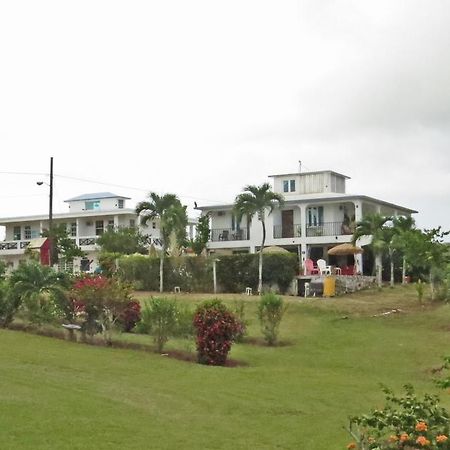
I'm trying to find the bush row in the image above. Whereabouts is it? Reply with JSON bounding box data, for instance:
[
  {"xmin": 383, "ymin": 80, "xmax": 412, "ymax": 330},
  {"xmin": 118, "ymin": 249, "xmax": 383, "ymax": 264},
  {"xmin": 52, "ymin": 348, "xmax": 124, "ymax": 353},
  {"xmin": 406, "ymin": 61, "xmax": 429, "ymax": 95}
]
[{"xmin": 118, "ymin": 253, "xmax": 298, "ymax": 294}]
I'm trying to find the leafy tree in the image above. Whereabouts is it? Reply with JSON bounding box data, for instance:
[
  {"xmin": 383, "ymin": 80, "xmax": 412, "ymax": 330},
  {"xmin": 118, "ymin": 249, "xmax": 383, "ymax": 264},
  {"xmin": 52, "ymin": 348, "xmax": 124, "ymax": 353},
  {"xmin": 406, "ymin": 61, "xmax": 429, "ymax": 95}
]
[
  {"xmin": 42, "ymin": 224, "xmax": 85, "ymax": 265},
  {"xmin": 188, "ymin": 214, "xmax": 210, "ymax": 256},
  {"xmin": 136, "ymin": 193, "xmax": 188, "ymax": 292},
  {"xmin": 96, "ymin": 226, "xmax": 148, "ymax": 255},
  {"xmin": 403, "ymin": 227, "xmax": 449, "ymax": 300},
  {"xmin": 0, "ymin": 281, "xmax": 20, "ymax": 327},
  {"xmin": 352, "ymin": 213, "xmax": 391, "ymax": 287},
  {"xmin": 234, "ymin": 183, "xmax": 284, "ymax": 294},
  {"xmin": 9, "ymin": 261, "xmax": 70, "ymax": 324}
]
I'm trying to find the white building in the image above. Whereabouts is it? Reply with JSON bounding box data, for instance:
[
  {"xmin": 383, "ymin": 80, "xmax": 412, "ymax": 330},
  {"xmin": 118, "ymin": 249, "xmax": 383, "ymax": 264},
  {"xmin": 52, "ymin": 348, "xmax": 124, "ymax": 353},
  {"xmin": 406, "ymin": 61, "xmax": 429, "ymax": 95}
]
[
  {"xmin": 198, "ymin": 169, "xmax": 417, "ymax": 275},
  {"xmin": 0, "ymin": 192, "xmax": 196, "ymax": 272}
]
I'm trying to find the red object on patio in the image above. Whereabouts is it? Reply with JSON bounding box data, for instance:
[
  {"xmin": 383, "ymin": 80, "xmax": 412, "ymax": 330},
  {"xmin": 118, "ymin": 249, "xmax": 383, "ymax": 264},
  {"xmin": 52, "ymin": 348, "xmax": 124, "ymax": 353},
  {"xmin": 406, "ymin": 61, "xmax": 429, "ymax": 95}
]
[
  {"xmin": 340, "ymin": 265, "xmax": 355, "ymax": 276},
  {"xmin": 304, "ymin": 258, "xmax": 319, "ymax": 275}
]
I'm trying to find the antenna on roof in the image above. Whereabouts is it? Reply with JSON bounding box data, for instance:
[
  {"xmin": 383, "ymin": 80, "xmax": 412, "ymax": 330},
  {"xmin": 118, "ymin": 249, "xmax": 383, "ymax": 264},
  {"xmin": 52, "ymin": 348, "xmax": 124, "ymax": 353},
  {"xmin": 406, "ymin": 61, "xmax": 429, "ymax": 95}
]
[{"xmin": 298, "ymin": 160, "xmax": 302, "ymax": 173}]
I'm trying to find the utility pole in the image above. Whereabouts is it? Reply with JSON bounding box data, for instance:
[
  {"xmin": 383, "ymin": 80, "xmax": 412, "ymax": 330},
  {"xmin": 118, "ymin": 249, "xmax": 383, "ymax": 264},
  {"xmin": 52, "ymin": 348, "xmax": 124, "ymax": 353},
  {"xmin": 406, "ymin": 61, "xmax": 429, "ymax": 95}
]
[{"xmin": 49, "ymin": 156, "xmax": 54, "ymax": 266}]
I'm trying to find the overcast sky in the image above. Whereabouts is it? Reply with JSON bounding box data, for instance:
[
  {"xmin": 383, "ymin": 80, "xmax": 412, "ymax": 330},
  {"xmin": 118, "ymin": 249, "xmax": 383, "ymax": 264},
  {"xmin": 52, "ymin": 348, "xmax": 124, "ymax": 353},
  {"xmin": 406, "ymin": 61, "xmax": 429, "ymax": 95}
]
[{"xmin": 1, "ymin": 1, "xmax": 449, "ymax": 237}]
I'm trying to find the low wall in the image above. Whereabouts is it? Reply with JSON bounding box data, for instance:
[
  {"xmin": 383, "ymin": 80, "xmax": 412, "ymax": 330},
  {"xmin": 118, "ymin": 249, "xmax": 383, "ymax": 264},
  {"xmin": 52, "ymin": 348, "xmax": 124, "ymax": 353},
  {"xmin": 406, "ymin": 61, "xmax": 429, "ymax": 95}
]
[{"xmin": 335, "ymin": 275, "xmax": 376, "ymax": 294}]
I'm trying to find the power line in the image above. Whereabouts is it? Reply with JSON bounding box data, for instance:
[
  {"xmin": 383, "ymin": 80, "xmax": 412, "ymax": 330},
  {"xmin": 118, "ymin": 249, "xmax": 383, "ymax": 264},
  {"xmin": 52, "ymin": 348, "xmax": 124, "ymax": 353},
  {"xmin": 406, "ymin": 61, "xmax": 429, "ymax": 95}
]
[{"xmin": 53, "ymin": 173, "xmax": 227, "ymax": 205}]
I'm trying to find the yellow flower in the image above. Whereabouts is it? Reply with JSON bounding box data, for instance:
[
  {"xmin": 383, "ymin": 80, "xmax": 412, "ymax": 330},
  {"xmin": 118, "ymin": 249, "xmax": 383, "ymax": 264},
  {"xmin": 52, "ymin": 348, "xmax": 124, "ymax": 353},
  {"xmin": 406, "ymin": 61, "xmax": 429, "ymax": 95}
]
[
  {"xmin": 415, "ymin": 421, "xmax": 428, "ymax": 432},
  {"xmin": 416, "ymin": 436, "xmax": 430, "ymax": 446},
  {"xmin": 388, "ymin": 435, "xmax": 399, "ymax": 442},
  {"xmin": 437, "ymin": 435, "xmax": 449, "ymax": 443}
]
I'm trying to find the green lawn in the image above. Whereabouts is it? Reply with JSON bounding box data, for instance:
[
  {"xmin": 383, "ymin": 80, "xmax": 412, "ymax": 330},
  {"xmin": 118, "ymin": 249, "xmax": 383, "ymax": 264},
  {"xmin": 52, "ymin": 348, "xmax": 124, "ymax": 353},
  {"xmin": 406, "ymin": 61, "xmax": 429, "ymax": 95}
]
[{"xmin": 1, "ymin": 286, "xmax": 450, "ymax": 449}]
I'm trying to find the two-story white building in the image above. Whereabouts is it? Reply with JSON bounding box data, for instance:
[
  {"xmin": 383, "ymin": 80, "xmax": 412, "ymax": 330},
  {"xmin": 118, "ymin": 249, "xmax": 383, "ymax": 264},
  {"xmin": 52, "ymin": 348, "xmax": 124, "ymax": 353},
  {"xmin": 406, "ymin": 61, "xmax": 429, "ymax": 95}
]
[
  {"xmin": 198, "ymin": 169, "xmax": 417, "ymax": 275},
  {"xmin": 0, "ymin": 192, "xmax": 196, "ymax": 272}
]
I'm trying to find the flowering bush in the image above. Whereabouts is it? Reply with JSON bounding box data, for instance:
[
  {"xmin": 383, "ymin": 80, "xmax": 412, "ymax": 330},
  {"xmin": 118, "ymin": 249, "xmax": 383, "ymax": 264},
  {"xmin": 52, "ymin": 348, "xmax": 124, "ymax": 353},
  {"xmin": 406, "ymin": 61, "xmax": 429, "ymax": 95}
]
[
  {"xmin": 346, "ymin": 384, "xmax": 450, "ymax": 449},
  {"xmin": 71, "ymin": 275, "xmax": 133, "ymax": 342},
  {"xmin": 193, "ymin": 299, "xmax": 243, "ymax": 366},
  {"xmin": 118, "ymin": 300, "xmax": 141, "ymax": 332}
]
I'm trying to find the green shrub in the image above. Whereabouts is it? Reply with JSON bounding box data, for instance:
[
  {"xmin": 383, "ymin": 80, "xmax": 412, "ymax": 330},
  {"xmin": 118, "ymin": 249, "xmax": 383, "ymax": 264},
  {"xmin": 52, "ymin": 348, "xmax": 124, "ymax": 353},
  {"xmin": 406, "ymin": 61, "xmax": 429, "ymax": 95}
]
[
  {"xmin": 258, "ymin": 292, "xmax": 287, "ymax": 346},
  {"xmin": 0, "ymin": 281, "xmax": 20, "ymax": 327},
  {"xmin": 416, "ymin": 279, "xmax": 425, "ymax": 303},
  {"xmin": 138, "ymin": 297, "xmax": 178, "ymax": 353}
]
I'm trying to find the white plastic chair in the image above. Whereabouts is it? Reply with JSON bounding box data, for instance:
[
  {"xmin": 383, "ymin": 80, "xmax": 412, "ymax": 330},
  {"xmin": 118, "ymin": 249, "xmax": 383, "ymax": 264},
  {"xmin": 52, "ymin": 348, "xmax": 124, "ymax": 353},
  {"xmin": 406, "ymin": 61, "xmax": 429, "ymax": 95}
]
[{"xmin": 317, "ymin": 259, "xmax": 332, "ymax": 275}]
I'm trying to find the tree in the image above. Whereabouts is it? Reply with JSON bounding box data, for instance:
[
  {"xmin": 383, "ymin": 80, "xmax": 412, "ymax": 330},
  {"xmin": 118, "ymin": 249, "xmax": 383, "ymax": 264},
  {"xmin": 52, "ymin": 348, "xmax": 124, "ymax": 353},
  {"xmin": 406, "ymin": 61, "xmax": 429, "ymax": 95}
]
[
  {"xmin": 97, "ymin": 227, "xmax": 148, "ymax": 255},
  {"xmin": 352, "ymin": 213, "xmax": 391, "ymax": 287},
  {"xmin": 188, "ymin": 214, "xmax": 210, "ymax": 256},
  {"xmin": 42, "ymin": 224, "xmax": 85, "ymax": 265},
  {"xmin": 135, "ymin": 193, "xmax": 188, "ymax": 292},
  {"xmin": 234, "ymin": 183, "xmax": 284, "ymax": 294},
  {"xmin": 391, "ymin": 216, "xmax": 416, "ymax": 284},
  {"xmin": 403, "ymin": 227, "xmax": 449, "ymax": 300},
  {"xmin": 9, "ymin": 261, "xmax": 70, "ymax": 324}
]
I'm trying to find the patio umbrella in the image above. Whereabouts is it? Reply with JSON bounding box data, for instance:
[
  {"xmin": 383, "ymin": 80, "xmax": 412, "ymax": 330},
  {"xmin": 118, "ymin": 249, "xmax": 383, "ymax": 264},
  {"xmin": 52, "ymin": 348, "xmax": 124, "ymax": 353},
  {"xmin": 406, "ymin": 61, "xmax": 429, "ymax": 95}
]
[
  {"xmin": 262, "ymin": 245, "xmax": 290, "ymax": 254},
  {"xmin": 327, "ymin": 243, "xmax": 364, "ymax": 256}
]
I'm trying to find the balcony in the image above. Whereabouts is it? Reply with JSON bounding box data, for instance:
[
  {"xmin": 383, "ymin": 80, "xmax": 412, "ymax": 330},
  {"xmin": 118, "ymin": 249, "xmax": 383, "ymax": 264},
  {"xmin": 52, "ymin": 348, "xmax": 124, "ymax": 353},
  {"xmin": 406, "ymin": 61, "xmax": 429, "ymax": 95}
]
[
  {"xmin": 306, "ymin": 221, "xmax": 351, "ymax": 237},
  {"xmin": 0, "ymin": 236, "xmax": 99, "ymax": 254},
  {"xmin": 210, "ymin": 228, "xmax": 249, "ymax": 242},
  {"xmin": 273, "ymin": 224, "xmax": 301, "ymax": 239}
]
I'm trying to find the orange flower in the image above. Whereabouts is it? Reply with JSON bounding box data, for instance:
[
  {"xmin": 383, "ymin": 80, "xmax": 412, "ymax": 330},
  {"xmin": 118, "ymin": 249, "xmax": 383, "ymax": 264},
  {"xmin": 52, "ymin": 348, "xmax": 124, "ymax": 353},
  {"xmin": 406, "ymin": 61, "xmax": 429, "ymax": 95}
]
[
  {"xmin": 346, "ymin": 443, "xmax": 357, "ymax": 449},
  {"xmin": 416, "ymin": 436, "xmax": 430, "ymax": 446},
  {"xmin": 437, "ymin": 435, "xmax": 449, "ymax": 443},
  {"xmin": 368, "ymin": 437, "xmax": 376, "ymax": 444},
  {"xmin": 415, "ymin": 421, "xmax": 428, "ymax": 432},
  {"xmin": 388, "ymin": 435, "xmax": 399, "ymax": 442},
  {"xmin": 400, "ymin": 433, "xmax": 409, "ymax": 442}
]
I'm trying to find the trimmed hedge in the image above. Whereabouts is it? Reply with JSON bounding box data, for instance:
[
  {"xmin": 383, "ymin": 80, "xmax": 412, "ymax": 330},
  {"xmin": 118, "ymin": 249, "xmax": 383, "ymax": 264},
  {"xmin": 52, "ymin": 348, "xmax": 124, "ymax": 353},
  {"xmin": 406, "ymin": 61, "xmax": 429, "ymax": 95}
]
[{"xmin": 118, "ymin": 253, "xmax": 298, "ymax": 294}]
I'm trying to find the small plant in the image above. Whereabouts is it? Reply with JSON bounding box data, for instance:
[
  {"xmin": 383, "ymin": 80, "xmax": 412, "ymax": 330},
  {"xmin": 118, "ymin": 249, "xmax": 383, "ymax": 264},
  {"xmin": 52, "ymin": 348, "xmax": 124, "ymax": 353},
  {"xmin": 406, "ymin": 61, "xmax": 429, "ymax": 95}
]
[
  {"xmin": 233, "ymin": 300, "xmax": 248, "ymax": 342},
  {"xmin": 139, "ymin": 297, "xmax": 178, "ymax": 353},
  {"xmin": 193, "ymin": 299, "xmax": 242, "ymax": 366},
  {"xmin": 416, "ymin": 279, "xmax": 425, "ymax": 303},
  {"xmin": 345, "ymin": 384, "xmax": 450, "ymax": 449},
  {"xmin": 258, "ymin": 292, "xmax": 287, "ymax": 346}
]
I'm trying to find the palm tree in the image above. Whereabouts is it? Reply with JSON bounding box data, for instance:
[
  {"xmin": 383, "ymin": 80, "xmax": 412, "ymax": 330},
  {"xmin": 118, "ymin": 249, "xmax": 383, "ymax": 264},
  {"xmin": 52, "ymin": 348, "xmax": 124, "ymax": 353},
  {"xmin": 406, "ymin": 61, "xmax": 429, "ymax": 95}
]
[
  {"xmin": 9, "ymin": 261, "xmax": 69, "ymax": 324},
  {"xmin": 352, "ymin": 213, "xmax": 391, "ymax": 288},
  {"xmin": 391, "ymin": 216, "xmax": 416, "ymax": 284},
  {"xmin": 234, "ymin": 183, "xmax": 284, "ymax": 294},
  {"xmin": 135, "ymin": 193, "xmax": 188, "ymax": 293}
]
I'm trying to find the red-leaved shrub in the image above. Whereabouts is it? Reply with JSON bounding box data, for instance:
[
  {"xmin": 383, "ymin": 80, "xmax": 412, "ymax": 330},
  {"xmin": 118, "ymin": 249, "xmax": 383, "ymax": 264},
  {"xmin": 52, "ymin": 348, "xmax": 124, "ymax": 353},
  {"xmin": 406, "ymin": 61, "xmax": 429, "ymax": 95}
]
[
  {"xmin": 119, "ymin": 300, "xmax": 141, "ymax": 332},
  {"xmin": 193, "ymin": 300, "xmax": 243, "ymax": 366}
]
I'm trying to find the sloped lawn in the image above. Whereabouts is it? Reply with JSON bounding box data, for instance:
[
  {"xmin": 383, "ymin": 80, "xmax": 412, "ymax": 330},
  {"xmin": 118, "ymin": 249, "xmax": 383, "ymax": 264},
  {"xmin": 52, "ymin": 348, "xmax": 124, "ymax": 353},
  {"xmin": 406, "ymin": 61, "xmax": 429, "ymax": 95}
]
[{"xmin": 1, "ymin": 285, "xmax": 449, "ymax": 449}]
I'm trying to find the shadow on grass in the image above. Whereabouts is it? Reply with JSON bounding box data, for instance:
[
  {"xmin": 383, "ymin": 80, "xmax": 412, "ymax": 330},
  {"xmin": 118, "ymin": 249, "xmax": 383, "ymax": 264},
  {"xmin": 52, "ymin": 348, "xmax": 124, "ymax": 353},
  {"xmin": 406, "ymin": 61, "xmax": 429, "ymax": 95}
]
[{"xmin": 6, "ymin": 322, "xmax": 248, "ymax": 367}]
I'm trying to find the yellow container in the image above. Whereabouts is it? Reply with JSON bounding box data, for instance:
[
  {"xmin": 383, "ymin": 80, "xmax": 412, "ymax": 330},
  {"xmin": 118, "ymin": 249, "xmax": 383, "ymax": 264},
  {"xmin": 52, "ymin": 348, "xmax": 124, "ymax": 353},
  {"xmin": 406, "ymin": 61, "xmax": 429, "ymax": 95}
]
[{"xmin": 323, "ymin": 276, "xmax": 336, "ymax": 297}]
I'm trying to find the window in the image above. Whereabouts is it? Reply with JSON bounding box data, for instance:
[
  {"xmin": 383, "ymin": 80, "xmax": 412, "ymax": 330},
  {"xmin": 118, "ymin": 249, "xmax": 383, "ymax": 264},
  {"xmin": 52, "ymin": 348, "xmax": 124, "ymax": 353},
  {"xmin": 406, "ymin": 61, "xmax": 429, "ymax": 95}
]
[
  {"xmin": 70, "ymin": 222, "xmax": 77, "ymax": 237},
  {"xmin": 129, "ymin": 219, "xmax": 135, "ymax": 228},
  {"xmin": 31, "ymin": 230, "xmax": 39, "ymax": 238},
  {"xmin": 95, "ymin": 220, "xmax": 104, "ymax": 236},
  {"xmin": 283, "ymin": 179, "xmax": 296, "ymax": 193},
  {"xmin": 307, "ymin": 206, "xmax": 324, "ymax": 226},
  {"xmin": 24, "ymin": 226, "xmax": 31, "ymax": 240},
  {"xmin": 118, "ymin": 199, "xmax": 124, "ymax": 209},
  {"xmin": 13, "ymin": 226, "xmax": 21, "ymax": 240},
  {"xmin": 85, "ymin": 201, "xmax": 100, "ymax": 210}
]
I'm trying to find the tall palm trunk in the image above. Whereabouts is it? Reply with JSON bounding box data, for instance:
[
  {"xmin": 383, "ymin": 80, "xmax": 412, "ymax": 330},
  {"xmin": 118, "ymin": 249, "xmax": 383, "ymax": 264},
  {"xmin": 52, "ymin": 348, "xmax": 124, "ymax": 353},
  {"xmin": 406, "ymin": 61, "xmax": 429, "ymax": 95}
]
[
  {"xmin": 375, "ymin": 253, "xmax": 382, "ymax": 288},
  {"xmin": 389, "ymin": 247, "xmax": 394, "ymax": 288},
  {"xmin": 402, "ymin": 256, "xmax": 407, "ymax": 284},
  {"xmin": 258, "ymin": 220, "xmax": 266, "ymax": 295},
  {"xmin": 159, "ymin": 252, "xmax": 164, "ymax": 293}
]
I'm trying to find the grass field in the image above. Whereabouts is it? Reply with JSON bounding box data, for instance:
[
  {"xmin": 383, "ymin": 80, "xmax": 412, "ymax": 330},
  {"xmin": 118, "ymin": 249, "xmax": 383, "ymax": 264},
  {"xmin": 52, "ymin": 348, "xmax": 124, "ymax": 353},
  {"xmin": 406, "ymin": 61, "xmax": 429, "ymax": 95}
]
[{"xmin": 1, "ymin": 285, "xmax": 450, "ymax": 449}]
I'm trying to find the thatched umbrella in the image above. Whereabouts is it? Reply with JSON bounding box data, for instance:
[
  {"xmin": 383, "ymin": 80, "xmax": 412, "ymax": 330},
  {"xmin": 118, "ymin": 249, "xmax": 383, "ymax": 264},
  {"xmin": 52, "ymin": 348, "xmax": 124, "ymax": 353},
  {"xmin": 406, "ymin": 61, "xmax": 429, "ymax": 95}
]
[
  {"xmin": 328, "ymin": 243, "xmax": 364, "ymax": 256},
  {"xmin": 262, "ymin": 245, "xmax": 290, "ymax": 254}
]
